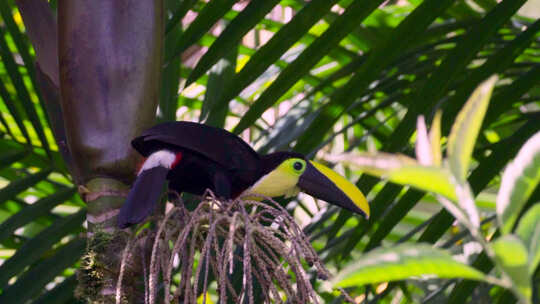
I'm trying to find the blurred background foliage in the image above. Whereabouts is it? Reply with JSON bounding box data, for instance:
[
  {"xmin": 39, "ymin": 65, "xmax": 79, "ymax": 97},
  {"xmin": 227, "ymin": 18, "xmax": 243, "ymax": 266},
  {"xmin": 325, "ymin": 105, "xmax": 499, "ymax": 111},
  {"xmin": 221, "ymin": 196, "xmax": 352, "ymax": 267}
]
[{"xmin": 0, "ymin": 0, "xmax": 539, "ymax": 303}]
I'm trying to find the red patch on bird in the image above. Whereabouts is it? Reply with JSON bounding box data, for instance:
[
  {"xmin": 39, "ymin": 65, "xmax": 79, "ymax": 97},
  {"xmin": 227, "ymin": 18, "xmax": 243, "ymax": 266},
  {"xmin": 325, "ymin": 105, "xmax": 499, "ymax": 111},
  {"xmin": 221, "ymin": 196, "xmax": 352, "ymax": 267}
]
[
  {"xmin": 171, "ymin": 152, "xmax": 183, "ymax": 168},
  {"xmin": 136, "ymin": 157, "xmax": 147, "ymax": 174}
]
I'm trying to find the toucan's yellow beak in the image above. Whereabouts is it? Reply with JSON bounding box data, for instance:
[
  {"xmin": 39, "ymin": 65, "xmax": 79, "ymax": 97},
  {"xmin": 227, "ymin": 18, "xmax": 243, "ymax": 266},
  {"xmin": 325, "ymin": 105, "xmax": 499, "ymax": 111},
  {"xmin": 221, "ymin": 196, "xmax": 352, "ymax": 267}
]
[{"xmin": 297, "ymin": 161, "xmax": 370, "ymax": 218}]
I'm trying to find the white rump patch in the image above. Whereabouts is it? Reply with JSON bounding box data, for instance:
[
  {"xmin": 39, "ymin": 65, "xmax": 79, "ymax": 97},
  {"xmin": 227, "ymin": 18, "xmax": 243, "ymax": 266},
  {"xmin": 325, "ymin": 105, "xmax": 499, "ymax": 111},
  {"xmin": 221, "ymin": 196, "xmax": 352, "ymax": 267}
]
[{"xmin": 139, "ymin": 150, "xmax": 176, "ymax": 174}]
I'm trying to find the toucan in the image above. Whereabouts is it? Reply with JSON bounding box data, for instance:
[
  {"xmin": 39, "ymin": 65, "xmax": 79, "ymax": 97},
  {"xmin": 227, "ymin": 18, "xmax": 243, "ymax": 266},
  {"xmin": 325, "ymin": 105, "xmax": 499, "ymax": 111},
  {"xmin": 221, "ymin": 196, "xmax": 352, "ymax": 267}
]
[{"xmin": 117, "ymin": 121, "xmax": 369, "ymax": 228}]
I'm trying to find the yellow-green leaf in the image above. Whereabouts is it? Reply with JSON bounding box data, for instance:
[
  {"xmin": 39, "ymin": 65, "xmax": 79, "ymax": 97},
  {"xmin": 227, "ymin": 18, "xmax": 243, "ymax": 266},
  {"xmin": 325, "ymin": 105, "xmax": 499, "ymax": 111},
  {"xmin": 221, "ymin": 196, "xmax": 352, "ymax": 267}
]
[
  {"xmin": 492, "ymin": 235, "xmax": 532, "ymax": 303},
  {"xmin": 497, "ymin": 130, "xmax": 540, "ymax": 234},
  {"xmin": 448, "ymin": 75, "xmax": 497, "ymax": 181},
  {"xmin": 332, "ymin": 244, "xmax": 486, "ymax": 287},
  {"xmin": 515, "ymin": 204, "xmax": 540, "ymax": 275}
]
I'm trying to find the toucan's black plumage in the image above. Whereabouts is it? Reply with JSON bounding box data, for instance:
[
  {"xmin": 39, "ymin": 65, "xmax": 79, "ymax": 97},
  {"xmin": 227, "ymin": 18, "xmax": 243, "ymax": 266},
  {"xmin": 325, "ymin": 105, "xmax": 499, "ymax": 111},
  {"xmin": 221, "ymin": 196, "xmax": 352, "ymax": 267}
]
[{"xmin": 118, "ymin": 122, "xmax": 369, "ymax": 228}]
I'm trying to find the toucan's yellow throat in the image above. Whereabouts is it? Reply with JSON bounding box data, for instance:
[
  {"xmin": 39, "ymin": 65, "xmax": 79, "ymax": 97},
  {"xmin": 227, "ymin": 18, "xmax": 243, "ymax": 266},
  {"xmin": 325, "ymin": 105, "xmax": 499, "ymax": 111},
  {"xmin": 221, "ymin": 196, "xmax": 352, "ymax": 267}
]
[
  {"xmin": 244, "ymin": 158, "xmax": 305, "ymax": 199},
  {"xmin": 243, "ymin": 157, "xmax": 370, "ymax": 218}
]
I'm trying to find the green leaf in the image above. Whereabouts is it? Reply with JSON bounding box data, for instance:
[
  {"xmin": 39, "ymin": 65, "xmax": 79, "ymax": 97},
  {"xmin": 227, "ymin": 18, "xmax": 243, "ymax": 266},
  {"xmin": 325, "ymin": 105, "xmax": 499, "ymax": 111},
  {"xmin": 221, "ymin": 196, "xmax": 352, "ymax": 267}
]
[
  {"xmin": 442, "ymin": 19, "xmax": 540, "ymax": 133},
  {"xmin": 497, "ymin": 130, "xmax": 540, "ymax": 233},
  {"xmin": 0, "ymin": 149, "xmax": 27, "ymax": 170},
  {"xmin": 447, "ymin": 75, "xmax": 497, "ymax": 182},
  {"xmin": 0, "ymin": 187, "xmax": 77, "ymax": 242},
  {"xmin": 332, "ymin": 243, "xmax": 486, "ymax": 287},
  {"xmin": 0, "ymin": 78, "xmax": 33, "ymax": 145},
  {"xmin": 201, "ymin": 0, "xmax": 338, "ymax": 103},
  {"xmin": 186, "ymin": 0, "xmax": 280, "ymax": 85},
  {"xmin": 166, "ymin": 0, "xmax": 236, "ymax": 62},
  {"xmin": 447, "ymin": 251, "xmax": 494, "ymax": 304},
  {"xmin": 492, "ymin": 235, "xmax": 532, "ymax": 303},
  {"xmin": 0, "ymin": 169, "xmax": 52, "ymax": 205},
  {"xmin": 333, "ymin": 153, "xmax": 456, "ymax": 200},
  {"xmin": 294, "ymin": 0, "xmax": 456, "ymax": 153},
  {"xmin": 388, "ymin": 166, "xmax": 456, "ymax": 201},
  {"xmin": 378, "ymin": 0, "xmax": 529, "ymax": 158},
  {"xmin": 201, "ymin": 43, "xmax": 237, "ymax": 128},
  {"xmin": 0, "ymin": 26, "xmax": 52, "ymax": 157},
  {"xmin": 515, "ymin": 204, "xmax": 540, "ymax": 274},
  {"xmin": 0, "ymin": 1, "xmax": 38, "ymax": 87},
  {"xmin": 165, "ymin": 0, "xmax": 197, "ymax": 34},
  {"xmin": 0, "ymin": 238, "xmax": 85, "ymax": 304},
  {"xmin": 0, "ymin": 209, "xmax": 85, "ymax": 288},
  {"xmin": 34, "ymin": 275, "xmax": 81, "ymax": 304},
  {"xmin": 233, "ymin": 0, "xmax": 385, "ymax": 134},
  {"xmin": 160, "ymin": 11, "xmax": 182, "ymax": 123}
]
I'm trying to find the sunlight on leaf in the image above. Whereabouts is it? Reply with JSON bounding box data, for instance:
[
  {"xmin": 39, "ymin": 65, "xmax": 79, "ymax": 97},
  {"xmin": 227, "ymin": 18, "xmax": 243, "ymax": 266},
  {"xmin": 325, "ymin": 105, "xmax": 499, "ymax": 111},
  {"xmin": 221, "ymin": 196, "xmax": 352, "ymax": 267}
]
[
  {"xmin": 388, "ymin": 166, "xmax": 456, "ymax": 201},
  {"xmin": 492, "ymin": 235, "xmax": 532, "ymax": 303},
  {"xmin": 448, "ymin": 75, "xmax": 497, "ymax": 181},
  {"xmin": 329, "ymin": 153, "xmax": 456, "ymax": 200},
  {"xmin": 332, "ymin": 244, "xmax": 486, "ymax": 287},
  {"xmin": 497, "ymin": 130, "xmax": 540, "ymax": 234},
  {"xmin": 515, "ymin": 204, "xmax": 540, "ymax": 275}
]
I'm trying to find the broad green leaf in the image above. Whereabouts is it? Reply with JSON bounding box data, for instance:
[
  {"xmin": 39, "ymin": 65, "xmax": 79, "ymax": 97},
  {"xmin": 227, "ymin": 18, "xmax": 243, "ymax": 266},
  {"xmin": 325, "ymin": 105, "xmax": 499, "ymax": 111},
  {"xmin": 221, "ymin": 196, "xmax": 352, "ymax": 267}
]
[
  {"xmin": 0, "ymin": 209, "xmax": 85, "ymax": 288},
  {"xmin": 497, "ymin": 130, "xmax": 540, "ymax": 233},
  {"xmin": 388, "ymin": 166, "xmax": 456, "ymax": 201},
  {"xmin": 515, "ymin": 204, "xmax": 540, "ymax": 275},
  {"xmin": 447, "ymin": 75, "xmax": 497, "ymax": 182},
  {"xmin": 0, "ymin": 238, "xmax": 85, "ymax": 303},
  {"xmin": 333, "ymin": 152, "xmax": 456, "ymax": 200},
  {"xmin": 419, "ymin": 118, "xmax": 540, "ymax": 256},
  {"xmin": 332, "ymin": 243, "xmax": 486, "ymax": 287},
  {"xmin": 186, "ymin": 0, "xmax": 280, "ymax": 86},
  {"xmin": 492, "ymin": 235, "xmax": 532, "ymax": 303}
]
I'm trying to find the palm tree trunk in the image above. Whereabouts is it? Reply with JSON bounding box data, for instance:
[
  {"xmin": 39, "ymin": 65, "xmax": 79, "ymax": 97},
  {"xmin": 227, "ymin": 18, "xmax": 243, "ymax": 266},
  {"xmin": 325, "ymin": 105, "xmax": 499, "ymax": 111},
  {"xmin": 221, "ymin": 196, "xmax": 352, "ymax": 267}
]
[{"xmin": 57, "ymin": 1, "xmax": 164, "ymax": 302}]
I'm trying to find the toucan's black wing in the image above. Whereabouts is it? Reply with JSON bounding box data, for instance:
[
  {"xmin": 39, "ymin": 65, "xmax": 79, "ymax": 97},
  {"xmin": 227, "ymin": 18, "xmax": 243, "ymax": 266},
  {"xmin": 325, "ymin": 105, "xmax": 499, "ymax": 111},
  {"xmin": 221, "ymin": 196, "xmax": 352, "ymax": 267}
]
[
  {"xmin": 132, "ymin": 122, "xmax": 261, "ymax": 171},
  {"xmin": 118, "ymin": 166, "xmax": 168, "ymax": 228}
]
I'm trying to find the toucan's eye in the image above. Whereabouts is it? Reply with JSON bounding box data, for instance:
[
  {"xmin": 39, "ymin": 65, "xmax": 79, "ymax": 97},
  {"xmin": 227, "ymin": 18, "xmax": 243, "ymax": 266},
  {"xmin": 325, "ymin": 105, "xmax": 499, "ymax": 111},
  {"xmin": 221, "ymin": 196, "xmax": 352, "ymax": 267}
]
[{"xmin": 293, "ymin": 161, "xmax": 303, "ymax": 171}]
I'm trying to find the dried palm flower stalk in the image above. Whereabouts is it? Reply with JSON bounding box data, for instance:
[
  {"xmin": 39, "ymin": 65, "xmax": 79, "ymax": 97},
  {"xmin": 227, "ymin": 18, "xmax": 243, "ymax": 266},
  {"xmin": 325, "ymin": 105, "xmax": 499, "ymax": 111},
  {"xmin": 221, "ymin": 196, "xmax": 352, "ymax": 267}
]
[{"xmin": 116, "ymin": 191, "xmax": 343, "ymax": 304}]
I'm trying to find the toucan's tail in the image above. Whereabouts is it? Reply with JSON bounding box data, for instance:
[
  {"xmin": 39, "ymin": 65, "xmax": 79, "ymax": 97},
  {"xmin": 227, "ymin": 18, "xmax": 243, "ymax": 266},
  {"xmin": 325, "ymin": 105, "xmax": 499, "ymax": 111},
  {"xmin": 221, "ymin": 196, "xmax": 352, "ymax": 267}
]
[{"xmin": 117, "ymin": 166, "xmax": 169, "ymax": 228}]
